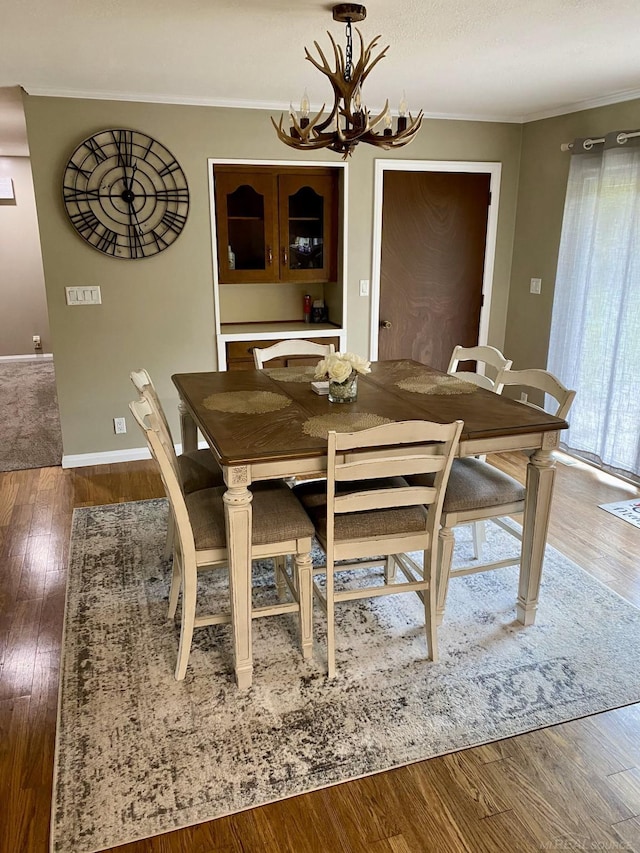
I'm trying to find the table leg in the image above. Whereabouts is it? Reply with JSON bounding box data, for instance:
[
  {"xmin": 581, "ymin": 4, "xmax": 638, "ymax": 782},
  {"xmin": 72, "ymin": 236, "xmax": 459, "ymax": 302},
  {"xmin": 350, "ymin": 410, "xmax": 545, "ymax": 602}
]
[
  {"xmin": 178, "ymin": 401, "xmax": 198, "ymax": 453},
  {"xmin": 517, "ymin": 432, "xmax": 559, "ymax": 625},
  {"xmin": 223, "ymin": 466, "xmax": 253, "ymax": 689}
]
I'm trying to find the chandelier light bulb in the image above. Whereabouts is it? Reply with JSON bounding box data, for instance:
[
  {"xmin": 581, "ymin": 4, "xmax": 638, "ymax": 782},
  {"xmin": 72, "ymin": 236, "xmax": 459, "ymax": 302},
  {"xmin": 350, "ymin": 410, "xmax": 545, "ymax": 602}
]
[
  {"xmin": 300, "ymin": 89, "xmax": 310, "ymax": 118},
  {"xmin": 353, "ymin": 82, "xmax": 362, "ymax": 111},
  {"xmin": 397, "ymin": 90, "xmax": 408, "ymax": 132}
]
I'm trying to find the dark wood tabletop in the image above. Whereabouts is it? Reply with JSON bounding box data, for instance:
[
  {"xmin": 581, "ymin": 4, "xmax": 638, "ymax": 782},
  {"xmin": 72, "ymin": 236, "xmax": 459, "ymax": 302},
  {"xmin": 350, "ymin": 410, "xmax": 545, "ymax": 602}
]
[{"xmin": 172, "ymin": 360, "xmax": 569, "ymax": 468}]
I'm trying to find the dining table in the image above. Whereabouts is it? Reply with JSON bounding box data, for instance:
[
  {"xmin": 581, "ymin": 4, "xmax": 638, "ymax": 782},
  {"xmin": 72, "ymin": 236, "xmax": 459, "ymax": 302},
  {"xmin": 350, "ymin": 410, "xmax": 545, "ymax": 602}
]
[{"xmin": 172, "ymin": 359, "xmax": 569, "ymax": 689}]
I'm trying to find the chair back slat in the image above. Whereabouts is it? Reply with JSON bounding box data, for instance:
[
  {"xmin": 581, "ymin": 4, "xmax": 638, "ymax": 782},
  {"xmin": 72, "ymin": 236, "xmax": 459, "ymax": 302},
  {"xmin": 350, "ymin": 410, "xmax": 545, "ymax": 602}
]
[
  {"xmin": 334, "ymin": 420, "xmax": 457, "ymax": 451},
  {"xmin": 335, "ymin": 455, "xmax": 447, "ymax": 482},
  {"xmin": 253, "ymin": 339, "xmax": 335, "ymax": 368},
  {"xmin": 334, "ymin": 486, "xmax": 436, "ymax": 514},
  {"xmin": 499, "ymin": 368, "xmax": 576, "ymax": 419}
]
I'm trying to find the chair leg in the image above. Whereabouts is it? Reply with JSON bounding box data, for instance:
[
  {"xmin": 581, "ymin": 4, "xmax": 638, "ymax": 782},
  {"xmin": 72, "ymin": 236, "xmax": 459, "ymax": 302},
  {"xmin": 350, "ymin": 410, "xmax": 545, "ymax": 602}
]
[
  {"xmin": 423, "ymin": 549, "xmax": 439, "ymax": 663},
  {"xmin": 294, "ymin": 550, "xmax": 314, "ymax": 660},
  {"xmin": 326, "ymin": 566, "xmax": 336, "ymax": 679},
  {"xmin": 167, "ymin": 549, "xmax": 182, "ymax": 620},
  {"xmin": 471, "ymin": 520, "xmax": 486, "ymax": 561},
  {"xmin": 437, "ymin": 526, "xmax": 455, "ymax": 626},
  {"xmin": 164, "ymin": 512, "xmax": 176, "ymax": 560},
  {"xmin": 274, "ymin": 555, "xmax": 287, "ymax": 600},
  {"xmin": 384, "ymin": 555, "xmax": 397, "ymax": 583},
  {"xmin": 175, "ymin": 558, "xmax": 197, "ymax": 681}
]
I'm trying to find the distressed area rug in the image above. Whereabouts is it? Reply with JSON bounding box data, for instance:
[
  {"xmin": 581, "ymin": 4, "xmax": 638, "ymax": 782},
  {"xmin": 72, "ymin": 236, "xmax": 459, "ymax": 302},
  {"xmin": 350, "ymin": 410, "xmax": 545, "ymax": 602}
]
[
  {"xmin": 53, "ymin": 499, "xmax": 640, "ymax": 853},
  {"xmin": 0, "ymin": 359, "xmax": 62, "ymax": 471}
]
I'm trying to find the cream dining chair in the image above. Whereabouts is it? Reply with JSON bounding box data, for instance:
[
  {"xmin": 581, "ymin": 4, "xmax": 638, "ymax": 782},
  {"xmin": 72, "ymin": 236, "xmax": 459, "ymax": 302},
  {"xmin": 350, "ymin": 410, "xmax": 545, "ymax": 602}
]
[
  {"xmin": 410, "ymin": 367, "xmax": 575, "ymax": 625},
  {"xmin": 129, "ymin": 395, "xmax": 315, "ymax": 680},
  {"xmin": 294, "ymin": 419, "xmax": 463, "ymax": 678},
  {"xmin": 253, "ymin": 339, "xmax": 335, "ymax": 368},
  {"xmin": 130, "ymin": 369, "xmax": 224, "ymax": 558},
  {"xmin": 448, "ymin": 344, "xmax": 513, "ymax": 392},
  {"xmin": 448, "ymin": 344, "xmax": 513, "ymax": 559}
]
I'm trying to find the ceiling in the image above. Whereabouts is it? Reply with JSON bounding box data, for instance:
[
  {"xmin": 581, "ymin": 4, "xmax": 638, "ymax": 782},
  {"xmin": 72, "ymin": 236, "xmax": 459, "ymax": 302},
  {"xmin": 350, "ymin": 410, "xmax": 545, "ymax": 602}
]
[{"xmin": 1, "ymin": 0, "xmax": 640, "ymax": 150}]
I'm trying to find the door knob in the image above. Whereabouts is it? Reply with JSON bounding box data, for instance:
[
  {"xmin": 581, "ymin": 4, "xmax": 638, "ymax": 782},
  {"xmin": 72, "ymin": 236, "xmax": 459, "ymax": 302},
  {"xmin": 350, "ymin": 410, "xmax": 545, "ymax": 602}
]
[{"xmin": 379, "ymin": 320, "xmax": 392, "ymax": 329}]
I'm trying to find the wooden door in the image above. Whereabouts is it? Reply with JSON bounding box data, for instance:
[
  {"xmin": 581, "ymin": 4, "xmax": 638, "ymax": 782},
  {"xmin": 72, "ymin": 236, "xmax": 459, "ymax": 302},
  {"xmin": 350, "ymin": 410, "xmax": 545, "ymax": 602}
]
[{"xmin": 378, "ymin": 170, "xmax": 491, "ymax": 371}]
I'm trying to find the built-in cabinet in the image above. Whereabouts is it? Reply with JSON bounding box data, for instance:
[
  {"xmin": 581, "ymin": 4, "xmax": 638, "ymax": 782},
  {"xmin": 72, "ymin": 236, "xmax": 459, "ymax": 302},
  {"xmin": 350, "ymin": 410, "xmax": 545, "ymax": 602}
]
[
  {"xmin": 214, "ymin": 166, "xmax": 338, "ymax": 285},
  {"xmin": 210, "ymin": 161, "xmax": 346, "ymax": 370}
]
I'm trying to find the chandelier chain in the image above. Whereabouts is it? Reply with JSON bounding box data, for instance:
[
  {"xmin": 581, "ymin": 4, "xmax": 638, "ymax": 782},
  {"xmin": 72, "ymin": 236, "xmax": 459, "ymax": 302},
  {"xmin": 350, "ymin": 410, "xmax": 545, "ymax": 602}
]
[{"xmin": 345, "ymin": 20, "xmax": 353, "ymax": 82}]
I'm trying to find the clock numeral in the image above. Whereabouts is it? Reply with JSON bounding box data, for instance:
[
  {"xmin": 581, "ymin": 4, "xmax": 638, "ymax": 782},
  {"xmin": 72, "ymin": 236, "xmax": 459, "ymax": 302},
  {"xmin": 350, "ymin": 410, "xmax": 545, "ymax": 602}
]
[
  {"xmin": 158, "ymin": 159, "xmax": 181, "ymax": 177},
  {"xmin": 149, "ymin": 229, "xmax": 169, "ymax": 252},
  {"xmin": 64, "ymin": 186, "xmax": 101, "ymax": 203},
  {"xmin": 156, "ymin": 188, "xmax": 189, "ymax": 202},
  {"xmin": 67, "ymin": 161, "xmax": 93, "ymax": 180},
  {"xmin": 69, "ymin": 208, "xmax": 100, "ymax": 235},
  {"xmin": 141, "ymin": 136, "xmax": 155, "ymax": 161},
  {"xmin": 128, "ymin": 225, "xmax": 145, "ymax": 259},
  {"xmin": 160, "ymin": 209, "xmax": 187, "ymax": 234},
  {"xmin": 84, "ymin": 137, "xmax": 107, "ymax": 164},
  {"xmin": 94, "ymin": 227, "xmax": 119, "ymax": 255},
  {"xmin": 112, "ymin": 130, "xmax": 135, "ymax": 167}
]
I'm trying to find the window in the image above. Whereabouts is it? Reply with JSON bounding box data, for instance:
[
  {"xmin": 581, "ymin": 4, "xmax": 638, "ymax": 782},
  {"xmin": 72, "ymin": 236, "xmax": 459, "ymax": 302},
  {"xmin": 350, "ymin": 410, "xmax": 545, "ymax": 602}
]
[{"xmin": 548, "ymin": 137, "xmax": 640, "ymax": 482}]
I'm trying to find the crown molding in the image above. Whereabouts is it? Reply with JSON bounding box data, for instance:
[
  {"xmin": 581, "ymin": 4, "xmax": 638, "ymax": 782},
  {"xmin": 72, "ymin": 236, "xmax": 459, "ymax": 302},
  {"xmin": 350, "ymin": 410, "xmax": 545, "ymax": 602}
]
[
  {"xmin": 23, "ymin": 84, "xmax": 640, "ymax": 126},
  {"xmin": 23, "ymin": 85, "xmax": 522, "ymax": 124},
  {"xmin": 522, "ymin": 87, "xmax": 640, "ymax": 123}
]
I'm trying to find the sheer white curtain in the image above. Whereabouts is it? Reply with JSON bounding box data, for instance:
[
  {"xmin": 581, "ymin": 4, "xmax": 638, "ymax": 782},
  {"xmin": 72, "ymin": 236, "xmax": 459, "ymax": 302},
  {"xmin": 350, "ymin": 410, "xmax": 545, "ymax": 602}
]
[{"xmin": 548, "ymin": 136, "xmax": 640, "ymax": 481}]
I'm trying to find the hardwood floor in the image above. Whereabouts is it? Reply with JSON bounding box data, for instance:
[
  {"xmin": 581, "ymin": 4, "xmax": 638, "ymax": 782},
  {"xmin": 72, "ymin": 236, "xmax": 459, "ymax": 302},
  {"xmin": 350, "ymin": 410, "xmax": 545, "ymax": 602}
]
[{"xmin": 1, "ymin": 453, "xmax": 639, "ymax": 853}]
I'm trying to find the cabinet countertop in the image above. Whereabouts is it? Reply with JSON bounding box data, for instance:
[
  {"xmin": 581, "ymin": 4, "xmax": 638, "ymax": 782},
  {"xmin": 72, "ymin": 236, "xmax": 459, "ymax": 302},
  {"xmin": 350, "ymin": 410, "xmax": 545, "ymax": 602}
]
[{"xmin": 220, "ymin": 322, "xmax": 342, "ymax": 339}]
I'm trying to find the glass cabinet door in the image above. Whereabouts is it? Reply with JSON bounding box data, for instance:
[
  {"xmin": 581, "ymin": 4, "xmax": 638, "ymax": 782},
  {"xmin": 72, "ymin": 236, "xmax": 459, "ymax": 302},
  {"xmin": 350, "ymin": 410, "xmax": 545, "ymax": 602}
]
[
  {"xmin": 278, "ymin": 173, "xmax": 337, "ymax": 283},
  {"xmin": 214, "ymin": 171, "xmax": 279, "ymax": 283}
]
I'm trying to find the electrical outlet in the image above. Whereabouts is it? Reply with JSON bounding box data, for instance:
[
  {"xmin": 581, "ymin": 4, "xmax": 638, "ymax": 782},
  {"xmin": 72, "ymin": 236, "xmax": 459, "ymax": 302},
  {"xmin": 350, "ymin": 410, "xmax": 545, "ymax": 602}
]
[
  {"xmin": 359, "ymin": 279, "xmax": 369, "ymax": 297},
  {"xmin": 530, "ymin": 278, "xmax": 542, "ymax": 294},
  {"xmin": 113, "ymin": 417, "xmax": 127, "ymax": 434},
  {"xmin": 32, "ymin": 335, "xmax": 42, "ymax": 350},
  {"xmin": 520, "ymin": 392, "xmax": 529, "ymax": 403}
]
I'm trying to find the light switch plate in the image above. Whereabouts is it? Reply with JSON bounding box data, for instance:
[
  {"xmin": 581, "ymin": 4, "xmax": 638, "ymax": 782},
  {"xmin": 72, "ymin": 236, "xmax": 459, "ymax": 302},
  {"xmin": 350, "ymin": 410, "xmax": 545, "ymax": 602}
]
[
  {"xmin": 359, "ymin": 279, "xmax": 369, "ymax": 297},
  {"xmin": 530, "ymin": 278, "xmax": 542, "ymax": 294},
  {"xmin": 66, "ymin": 286, "xmax": 102, "ymax": 305}
]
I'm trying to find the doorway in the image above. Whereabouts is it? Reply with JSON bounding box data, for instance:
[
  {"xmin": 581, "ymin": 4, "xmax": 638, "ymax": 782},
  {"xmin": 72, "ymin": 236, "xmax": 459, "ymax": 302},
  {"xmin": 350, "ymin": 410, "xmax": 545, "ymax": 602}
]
[{"xmin": 370, "ymin": 160, "xmax": 501, "ymax": 370}]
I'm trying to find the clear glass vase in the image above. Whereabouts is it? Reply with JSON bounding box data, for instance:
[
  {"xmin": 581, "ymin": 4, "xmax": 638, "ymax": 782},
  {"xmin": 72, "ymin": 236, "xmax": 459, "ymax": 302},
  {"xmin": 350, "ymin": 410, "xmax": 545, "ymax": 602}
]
[{"xmin": 328, "ymin": 371, "xmax": 358, "ymax": 403}]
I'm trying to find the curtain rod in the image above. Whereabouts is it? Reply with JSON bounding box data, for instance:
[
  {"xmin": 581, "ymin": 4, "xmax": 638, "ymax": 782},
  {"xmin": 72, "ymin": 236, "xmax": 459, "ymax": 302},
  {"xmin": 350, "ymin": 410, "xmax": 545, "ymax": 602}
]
[{"xmin": 561, "ymin": 130, "xmax": 640, "ymax": 152}]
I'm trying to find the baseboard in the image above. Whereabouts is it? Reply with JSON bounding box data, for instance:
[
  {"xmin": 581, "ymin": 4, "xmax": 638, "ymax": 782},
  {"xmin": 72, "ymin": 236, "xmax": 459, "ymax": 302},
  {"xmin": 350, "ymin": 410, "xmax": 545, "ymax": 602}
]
[
  {"xmin": 0, "ymin": 353, "xmax": 54, "ymax": 362},
  {"xmin": 62, "ymin": 447, "xmax": 151, "ymax": 468},
  {"xmin": 61, "ymin": 440, "xmax": 209, "ymax": 469}
]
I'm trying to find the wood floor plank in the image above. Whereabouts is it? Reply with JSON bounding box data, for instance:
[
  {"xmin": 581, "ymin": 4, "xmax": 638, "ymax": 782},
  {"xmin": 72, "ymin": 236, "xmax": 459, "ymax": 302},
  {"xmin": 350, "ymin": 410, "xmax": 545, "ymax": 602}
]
[
  {"xmin": 611, "ymin": 815, "xmax": 640, "ymax": 850},
  {"xmin": 17, "ymin": 533, "xmax": 50, "ymax": 601},
  {"xmin": 605, "ymin": 767, "xmax": 640, "ymax": 816},
  {"xmin": 0, "ymin": 597, "xmax": 43, "ymax": 701}
]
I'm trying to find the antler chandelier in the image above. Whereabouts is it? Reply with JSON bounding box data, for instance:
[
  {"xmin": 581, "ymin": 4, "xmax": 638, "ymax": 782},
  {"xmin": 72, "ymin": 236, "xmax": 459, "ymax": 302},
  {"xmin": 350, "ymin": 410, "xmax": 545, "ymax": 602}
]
[{"xmin": 272, "ymin": 3, "xmax": 422, "ymax": 159}]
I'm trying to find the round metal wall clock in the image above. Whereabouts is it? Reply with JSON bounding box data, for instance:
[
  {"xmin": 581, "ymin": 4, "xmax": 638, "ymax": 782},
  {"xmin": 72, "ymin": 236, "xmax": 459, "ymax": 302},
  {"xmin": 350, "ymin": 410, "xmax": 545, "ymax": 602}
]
[{"xmin": 62, "ymin": 129, "xmax": 189, "ymax": 259}]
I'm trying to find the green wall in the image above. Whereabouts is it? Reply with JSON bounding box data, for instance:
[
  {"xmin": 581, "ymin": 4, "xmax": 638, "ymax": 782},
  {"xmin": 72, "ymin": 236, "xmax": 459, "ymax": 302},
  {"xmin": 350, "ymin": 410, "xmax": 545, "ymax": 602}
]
[
  {"xmin": 24, "ymin": 94, "xmax": 522, "ymax": 459},
  {"xmin": 505, "ymin": 97, "xmax": 640, "ymax": 371}
]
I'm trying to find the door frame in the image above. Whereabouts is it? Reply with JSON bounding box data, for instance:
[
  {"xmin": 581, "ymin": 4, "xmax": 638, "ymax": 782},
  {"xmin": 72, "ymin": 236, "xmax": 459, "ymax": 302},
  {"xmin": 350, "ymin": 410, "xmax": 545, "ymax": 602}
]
[{"xmin": 369, "ymin": 159, "xmax": 502, "ymax": 361}]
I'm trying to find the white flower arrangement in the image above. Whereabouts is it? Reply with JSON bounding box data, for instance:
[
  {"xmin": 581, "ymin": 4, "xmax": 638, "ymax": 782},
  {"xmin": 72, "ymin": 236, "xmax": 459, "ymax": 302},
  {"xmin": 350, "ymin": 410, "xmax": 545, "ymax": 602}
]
[{"xmin": 314, "ymin": 352, "xmax": 371, "ymax": 384}]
